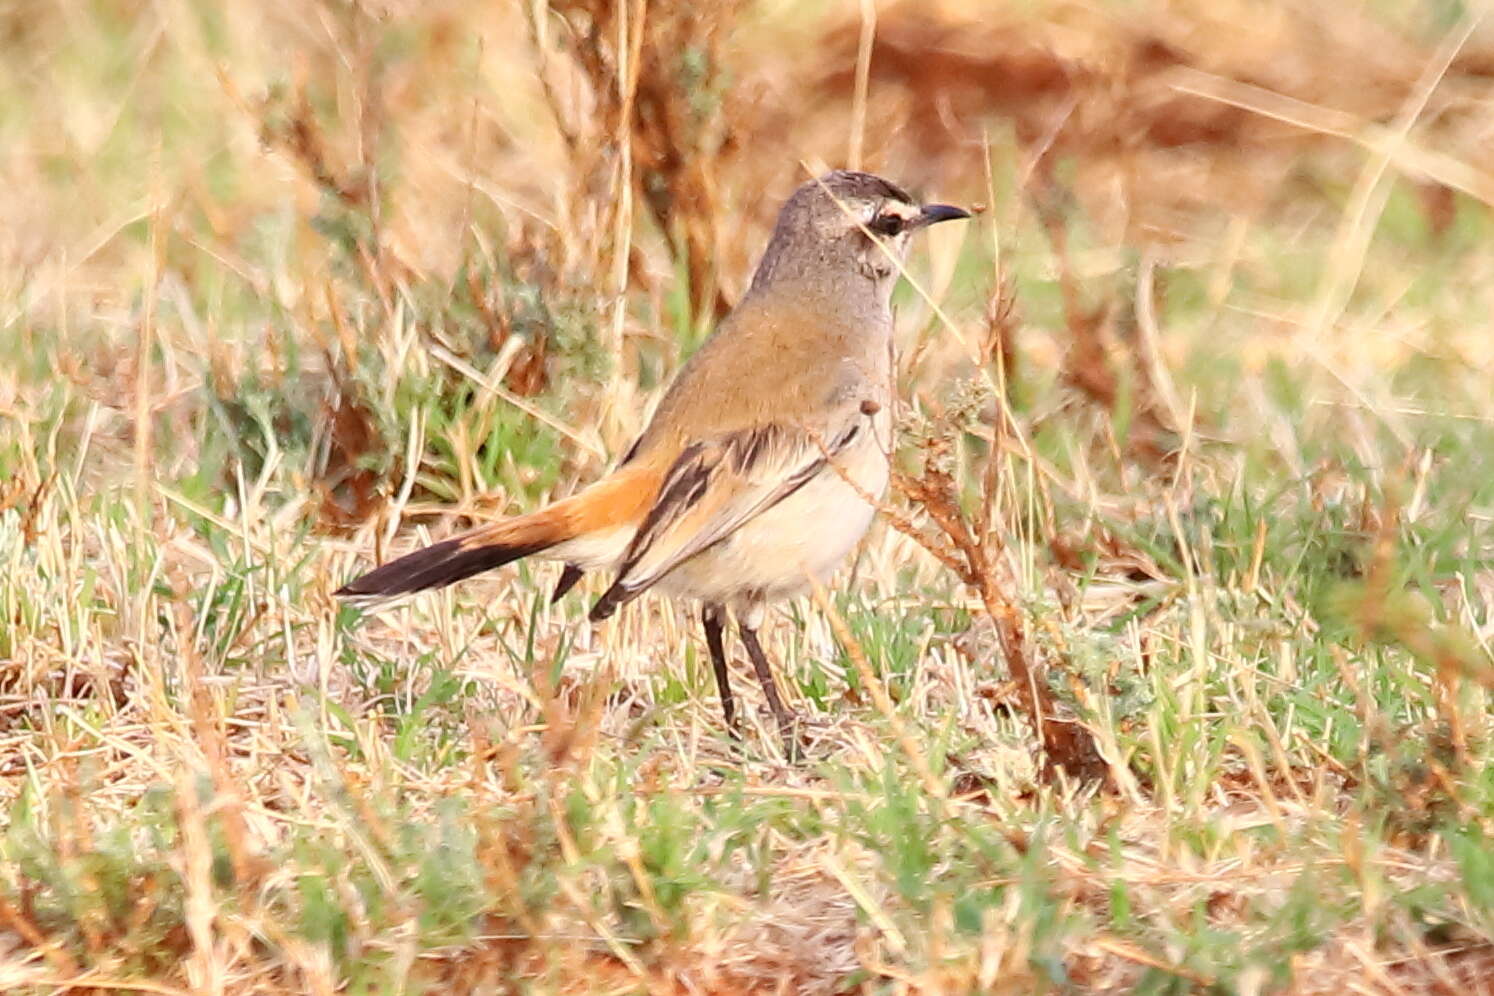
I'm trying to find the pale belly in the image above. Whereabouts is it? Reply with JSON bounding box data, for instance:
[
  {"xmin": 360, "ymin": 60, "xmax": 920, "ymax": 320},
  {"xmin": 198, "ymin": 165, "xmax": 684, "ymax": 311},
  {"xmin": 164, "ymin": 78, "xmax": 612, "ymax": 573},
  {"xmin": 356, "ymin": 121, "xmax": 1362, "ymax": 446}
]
[{"xmin": 654, "ymin": 431, "xmax": 889, "ymax": 610}]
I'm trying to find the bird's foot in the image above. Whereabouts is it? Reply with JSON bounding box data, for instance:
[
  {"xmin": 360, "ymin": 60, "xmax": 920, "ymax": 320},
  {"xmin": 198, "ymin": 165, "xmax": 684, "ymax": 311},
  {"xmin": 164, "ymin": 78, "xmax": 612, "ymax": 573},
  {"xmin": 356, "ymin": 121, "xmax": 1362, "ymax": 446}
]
[{"xmin": 772, "ymin": 709, "xmax": 805, "ymax": 764}]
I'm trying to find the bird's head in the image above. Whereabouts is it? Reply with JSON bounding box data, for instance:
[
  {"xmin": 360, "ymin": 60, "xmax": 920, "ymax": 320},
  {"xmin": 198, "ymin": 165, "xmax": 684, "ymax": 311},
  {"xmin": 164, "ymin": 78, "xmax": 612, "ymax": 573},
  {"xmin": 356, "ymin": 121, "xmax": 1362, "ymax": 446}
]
[{"xmin": 749, "ymin": 170, "xmax": 971, "ymax": 297}]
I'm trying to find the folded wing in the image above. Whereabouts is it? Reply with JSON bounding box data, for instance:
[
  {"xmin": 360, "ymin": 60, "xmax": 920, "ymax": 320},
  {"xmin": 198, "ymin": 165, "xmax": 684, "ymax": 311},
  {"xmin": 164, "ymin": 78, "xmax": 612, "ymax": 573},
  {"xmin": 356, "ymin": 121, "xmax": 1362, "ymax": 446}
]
[{"xmin": 588, "ymin": 417, "xmax": 865, "ymax": 620}]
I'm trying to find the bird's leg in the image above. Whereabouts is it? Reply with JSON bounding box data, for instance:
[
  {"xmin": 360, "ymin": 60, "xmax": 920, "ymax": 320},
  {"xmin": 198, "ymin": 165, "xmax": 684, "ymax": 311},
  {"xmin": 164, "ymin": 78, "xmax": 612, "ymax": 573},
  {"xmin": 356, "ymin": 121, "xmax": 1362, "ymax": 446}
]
[
  {"xmin": 738, "ymin": 624, "xmax": 798, "ymax": 758},
  {"xmin": 701, "ymin": 604, "xmax": 738, "ymax": 735}
]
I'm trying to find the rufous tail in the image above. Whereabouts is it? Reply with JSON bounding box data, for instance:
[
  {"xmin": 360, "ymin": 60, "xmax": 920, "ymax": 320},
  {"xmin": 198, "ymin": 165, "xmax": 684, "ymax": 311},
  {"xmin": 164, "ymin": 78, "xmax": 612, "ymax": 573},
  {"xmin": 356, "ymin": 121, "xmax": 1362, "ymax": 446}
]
[{"xmin": 335, "ymin": 465, "xmax": 656, "ymax": 600}]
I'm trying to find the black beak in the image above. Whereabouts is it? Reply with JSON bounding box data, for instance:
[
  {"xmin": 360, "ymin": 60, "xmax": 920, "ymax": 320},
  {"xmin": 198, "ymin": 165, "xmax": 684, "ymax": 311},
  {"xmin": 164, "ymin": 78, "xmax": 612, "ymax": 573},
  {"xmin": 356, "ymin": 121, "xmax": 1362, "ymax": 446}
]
[{"xmin": 912, "ymin": 203, "xmax": 972, "ymax": 229}]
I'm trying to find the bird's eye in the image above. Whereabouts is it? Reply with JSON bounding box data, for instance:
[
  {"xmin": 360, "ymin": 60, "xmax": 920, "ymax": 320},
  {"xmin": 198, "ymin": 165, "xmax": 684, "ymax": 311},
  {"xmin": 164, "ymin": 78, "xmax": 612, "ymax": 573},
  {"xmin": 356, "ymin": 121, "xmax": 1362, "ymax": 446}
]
[{"xmin": 868, "ymin": 212, "xmax": 905, "ymax": 236}]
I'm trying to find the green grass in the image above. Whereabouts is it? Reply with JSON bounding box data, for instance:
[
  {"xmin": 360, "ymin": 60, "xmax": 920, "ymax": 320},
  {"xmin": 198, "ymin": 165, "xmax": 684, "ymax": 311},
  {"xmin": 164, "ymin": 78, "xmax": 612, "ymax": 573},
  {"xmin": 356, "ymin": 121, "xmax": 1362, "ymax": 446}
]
[{"xmin": 3, "ymin": 1, "xmax": 1494, "ymax": 993}]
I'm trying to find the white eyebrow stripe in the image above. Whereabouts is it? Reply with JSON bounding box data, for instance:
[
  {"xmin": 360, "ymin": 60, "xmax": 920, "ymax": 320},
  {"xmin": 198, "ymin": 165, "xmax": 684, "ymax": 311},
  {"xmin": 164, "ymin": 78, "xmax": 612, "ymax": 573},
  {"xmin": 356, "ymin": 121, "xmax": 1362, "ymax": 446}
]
[{"xmin": 880, "ymin": 201, "xmax": 919, "ymax": 220}]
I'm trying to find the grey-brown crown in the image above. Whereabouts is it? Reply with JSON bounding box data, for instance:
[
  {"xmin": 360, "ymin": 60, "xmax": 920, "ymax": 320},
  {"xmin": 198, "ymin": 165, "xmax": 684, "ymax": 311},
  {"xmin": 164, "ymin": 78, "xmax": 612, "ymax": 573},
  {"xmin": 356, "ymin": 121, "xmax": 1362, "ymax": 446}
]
[
  {"xmin": 813, "ymin": 170, "xmax": 916, "ymax": 205},
  {"xmin": 747, "ymin": 170, "xmax": 967, "ymax": 295}
]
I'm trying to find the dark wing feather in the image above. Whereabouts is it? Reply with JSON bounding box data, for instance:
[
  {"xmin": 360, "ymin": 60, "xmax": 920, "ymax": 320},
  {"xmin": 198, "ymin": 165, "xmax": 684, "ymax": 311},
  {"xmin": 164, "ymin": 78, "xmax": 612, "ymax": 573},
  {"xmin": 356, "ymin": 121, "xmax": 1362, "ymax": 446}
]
[
  {"xmin": 551, "ymin": 563, "xmax": 586, "ymax": 603},
  {"xmin": 589, "ymin": 420, "xmax": 861, "ymax": 620}
]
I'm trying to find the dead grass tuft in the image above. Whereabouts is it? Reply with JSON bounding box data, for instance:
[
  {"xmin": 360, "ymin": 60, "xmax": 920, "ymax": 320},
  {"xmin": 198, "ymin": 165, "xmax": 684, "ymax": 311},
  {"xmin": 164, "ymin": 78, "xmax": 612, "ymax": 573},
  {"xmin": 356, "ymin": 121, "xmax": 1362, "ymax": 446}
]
[
  {"xmin": 2, "ymin": 1, "xmax": 1494, "ymax": 992},
  {"xmin": 538, "ymin": 0, "xmax": 749, "ymax": 325}
]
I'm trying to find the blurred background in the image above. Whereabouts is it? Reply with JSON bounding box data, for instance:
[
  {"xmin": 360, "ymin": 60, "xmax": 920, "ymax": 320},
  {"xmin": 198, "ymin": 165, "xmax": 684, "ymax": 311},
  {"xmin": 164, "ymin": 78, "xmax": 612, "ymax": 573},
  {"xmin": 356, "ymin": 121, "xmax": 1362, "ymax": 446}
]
[{"xmin": 4, "ymin": 1, "xmax": 1494, "ymax": 992}]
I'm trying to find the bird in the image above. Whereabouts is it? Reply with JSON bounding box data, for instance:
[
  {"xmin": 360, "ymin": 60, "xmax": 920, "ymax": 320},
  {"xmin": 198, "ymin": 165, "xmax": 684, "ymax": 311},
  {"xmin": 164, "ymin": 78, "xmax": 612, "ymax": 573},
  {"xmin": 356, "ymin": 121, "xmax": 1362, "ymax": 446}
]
[{"xmin": 337, "ymin": 170, "xmax": 970, "ymax": 753}]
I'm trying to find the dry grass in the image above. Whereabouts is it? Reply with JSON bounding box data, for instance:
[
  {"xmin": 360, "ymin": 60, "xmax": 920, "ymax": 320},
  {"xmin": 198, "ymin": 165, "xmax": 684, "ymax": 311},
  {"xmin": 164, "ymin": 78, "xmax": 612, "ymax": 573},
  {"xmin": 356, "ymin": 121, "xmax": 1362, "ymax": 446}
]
[{"xmin": 3, "ymin": 0, "xmax": 1494, "ymax": 992}]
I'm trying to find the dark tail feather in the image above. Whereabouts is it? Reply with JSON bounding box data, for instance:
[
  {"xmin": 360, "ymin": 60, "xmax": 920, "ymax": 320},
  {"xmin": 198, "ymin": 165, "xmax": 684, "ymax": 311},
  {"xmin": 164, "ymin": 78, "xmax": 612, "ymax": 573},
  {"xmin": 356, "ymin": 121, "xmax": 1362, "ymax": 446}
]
[
  {"xmin": 337, "ymin": 463, "xmax": 662, "ymax": 604},
  {"xmin": 336, "ymin": 536, "xmax": 552, "ymax": 599}
]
